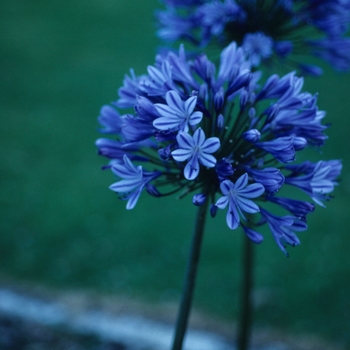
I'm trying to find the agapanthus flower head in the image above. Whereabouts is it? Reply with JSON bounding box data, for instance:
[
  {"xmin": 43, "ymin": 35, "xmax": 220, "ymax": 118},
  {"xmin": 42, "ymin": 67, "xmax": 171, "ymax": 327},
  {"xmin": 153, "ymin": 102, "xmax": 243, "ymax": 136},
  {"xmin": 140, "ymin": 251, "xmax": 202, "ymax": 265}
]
[
  {"xmin": 96, "ymin": 43, "xmax": 341, "ymax": 255},
  {"xmin": 156, "ymin": 0, "xmax": 350, "ymax": 74}
]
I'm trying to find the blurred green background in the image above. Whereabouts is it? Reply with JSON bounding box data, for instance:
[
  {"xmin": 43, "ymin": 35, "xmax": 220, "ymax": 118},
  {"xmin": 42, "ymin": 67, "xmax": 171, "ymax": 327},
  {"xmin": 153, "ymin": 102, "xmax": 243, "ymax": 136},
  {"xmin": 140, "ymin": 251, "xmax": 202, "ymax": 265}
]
[{"xmin": 1, "ymin": 0, "xmax": 350, "ymax": 347}]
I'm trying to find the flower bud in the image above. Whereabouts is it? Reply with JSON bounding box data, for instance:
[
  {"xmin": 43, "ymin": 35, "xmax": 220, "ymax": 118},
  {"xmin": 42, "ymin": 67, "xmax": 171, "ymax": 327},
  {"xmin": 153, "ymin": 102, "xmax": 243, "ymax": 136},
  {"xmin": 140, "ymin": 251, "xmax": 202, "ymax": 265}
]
[
  {"xmin": 242, "ymin": 225, "xmax": 264, "ymax": 244},
  {"xmin": 214, "ymin": 88, "xmax": 224, "ymax": 112},
  {"xmin": 293, "ymin": 136, "xmax": 307, "ymax": 150},
  {"xmin": 192, "ymin": 194, "xmax": 207, "ymax": 206},
  {"xmin": 217, "ymin": 114, "xmax": 224, "ymax": 130},
  {"xmin": 158, "ymin": 145, "xmax": 172, "ymax": 160},
  {"xmin": 242, "ymin": 129, "xmax": 261, "ymax": 143},
  {"xmin": 210, "ymin": 204, "xmax": 218, "ymax": 217}
]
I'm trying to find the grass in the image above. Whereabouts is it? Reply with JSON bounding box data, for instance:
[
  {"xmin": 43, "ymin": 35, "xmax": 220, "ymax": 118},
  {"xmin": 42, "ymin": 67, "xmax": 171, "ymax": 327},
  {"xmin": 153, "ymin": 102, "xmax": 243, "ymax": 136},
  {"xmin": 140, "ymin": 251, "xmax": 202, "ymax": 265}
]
[{"xmin": 1, "ymin": 0, "xmax": 350, "ymax": 347}]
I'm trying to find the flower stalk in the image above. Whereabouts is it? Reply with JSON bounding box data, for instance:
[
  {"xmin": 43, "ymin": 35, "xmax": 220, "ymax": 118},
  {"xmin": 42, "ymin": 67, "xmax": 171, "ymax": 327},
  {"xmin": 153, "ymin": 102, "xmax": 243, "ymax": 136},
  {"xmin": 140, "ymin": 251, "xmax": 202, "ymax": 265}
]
[
  {"xmin": 237, "ymin": 234, "xmax": 254, "ymax": 350},
  {"xmin": 171, "ymin": 187, "xmax": 210, "ymax": 350}
]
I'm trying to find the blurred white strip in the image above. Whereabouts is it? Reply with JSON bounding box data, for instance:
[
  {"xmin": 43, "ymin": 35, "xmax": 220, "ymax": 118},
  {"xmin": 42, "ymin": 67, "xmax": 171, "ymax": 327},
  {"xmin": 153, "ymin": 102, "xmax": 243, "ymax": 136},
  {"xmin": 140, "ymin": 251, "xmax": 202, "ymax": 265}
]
[{"xmin": 0, "ymin": 288, "xmax": 233, "ymax": 350}]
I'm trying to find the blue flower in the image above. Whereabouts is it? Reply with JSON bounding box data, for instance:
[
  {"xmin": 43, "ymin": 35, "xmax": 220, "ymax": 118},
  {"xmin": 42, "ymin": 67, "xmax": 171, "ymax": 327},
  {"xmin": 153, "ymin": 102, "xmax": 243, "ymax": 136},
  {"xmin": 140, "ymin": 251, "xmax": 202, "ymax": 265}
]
[
  {"xmin": 266, "ymin": 196, "xmax": 315, "ymax": 218},
  {"xmin": 96, "ymin": 43, "xmax": 341, "ymax": 254},
  {"xmin": 246, "ymin": 167, "xmax": 284, "ymax": 195},
  {"xmin": 260, "ymin": 208, "xmax": 308, "ymax": 256},
  {"xmin": 98, "ymin": 105, "xmax": 122, "ymax": 134},
  {"xmin": 192, "ymin": 193, "xmax": 207, "ymax": 206},
  {"xmin": 116, "ymin": 69, "xmax": 145, "ymax": 108},
  {"xmin": 215, "ymin": 174, "xmax": 265, "ymax": 230},
  {"xmin": 242, "ymin": 129, "xmax": 261, "ymax": 143},
  {"xmin": 156, "ymin": 0, "xmax": 350, "ymax": 73},
  {"xmin": 154, "ymin": 90, "xmax": 203, "ymax": 132},
  {"xmin": 109, "ymin": 155, "xmax": 161, "ymax": 209},
  {"xmin": 255, "ymin": 137, "xmax": 296, "ymax": 163},
  {"xmin": 284, "ymin": 160, "xmax": 342, "ymax": 207},
  {"xmin": 172, "ymin": 128, "xmax": 220, "ymax": 180}
]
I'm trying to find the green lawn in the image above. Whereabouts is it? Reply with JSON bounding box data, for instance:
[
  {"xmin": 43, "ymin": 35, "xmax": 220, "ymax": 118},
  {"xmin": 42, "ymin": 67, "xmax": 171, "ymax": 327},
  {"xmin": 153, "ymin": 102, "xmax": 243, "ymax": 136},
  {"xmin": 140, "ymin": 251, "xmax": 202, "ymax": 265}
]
[{"xmin": 1, "ymin": 0, "xmax": 350, "ymax": 347}]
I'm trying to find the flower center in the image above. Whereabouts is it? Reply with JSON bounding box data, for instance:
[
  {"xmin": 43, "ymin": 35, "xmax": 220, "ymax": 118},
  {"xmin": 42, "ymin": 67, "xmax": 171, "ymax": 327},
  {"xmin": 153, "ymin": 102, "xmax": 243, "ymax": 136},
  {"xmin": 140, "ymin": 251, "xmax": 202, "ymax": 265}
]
[{"xmin": 225, "ymin": 1, "xmax": 294, "ymax": 44}]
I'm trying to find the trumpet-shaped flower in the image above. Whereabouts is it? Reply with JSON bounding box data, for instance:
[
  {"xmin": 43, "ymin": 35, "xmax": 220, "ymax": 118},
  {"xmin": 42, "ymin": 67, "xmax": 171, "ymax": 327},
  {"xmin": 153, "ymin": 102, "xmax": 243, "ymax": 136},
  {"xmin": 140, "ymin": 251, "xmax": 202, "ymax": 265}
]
[
  {"xmin": 285, "ymin": 160, "xmax": 342, "ymax": 206},
  {"xmin": 172, "ymin": 128, "xmax": 220, "ymax": 180},
  {"xmin": 109, "ymin": 155, "xmax": 161, "ymax": 209},
  {"xmin": 260, "ymin": 209, "xmax": 308, "ymax": 256},
  {"xmin": 154, "ymin": 90, "xmax": 203, "ymax": 132},
  {"xmin": 215, "ymin": 174, "xmax": 265, "ymax": 230}
]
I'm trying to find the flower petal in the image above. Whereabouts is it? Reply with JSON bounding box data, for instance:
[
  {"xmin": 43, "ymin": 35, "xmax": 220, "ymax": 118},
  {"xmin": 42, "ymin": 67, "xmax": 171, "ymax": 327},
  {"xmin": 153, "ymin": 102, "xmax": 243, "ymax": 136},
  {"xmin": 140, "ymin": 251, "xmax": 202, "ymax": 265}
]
[
  {"xmin": 154, "ymin": 103, "xmax": 177, "ymax": 119},
  {"xmin": 147, "ymin": 65, "xmax": 165, "ymax": 85},
  {"xmin": 193, "ymin": 128, "xmax": 205, "ymax": 146},
  {"xmin": 126, "ymin": 186, "xmax": 143, "ymax": 210},
  {"xmin": 220, "ymin": 180, "xmax": 232, "ymax": 195},
  {"xmin": 176, "ymin": 131, "xmax": 194, "ymax": 148},
  {"xmin": 239, "ymin": 183, "xmax": 265, "ymax": 198},
  {"xmin": 153, "ymin": 116, "xmax": 181, "ymax": 130},
  {"xmin": 184, "ymin": 95, "xmax": 197, "ymax": 114},
  {"xmin": 109, "ymin": 178, "xmax": 141, "ymax": 193},
  {"xmin": 234, "ymin": 173, "xmax": 248, "ymax": 190},
  {"xmin": 236, "ymin": 196, "xmax": 260, "ymax": 214},
  {"xmin": 165, "ymin": 90, "xmax": 184, "ymax": 112},
  {"xmin": 111, "ymin": 157, "xmax": 141, "ymax": 178},
  {"xmin": 189, "ymin": 111, "xmax": 203, "ymax": 125},
  {"xmin": 199, "ymin": 153, "xmax": 217, "ymax": 167},
  {"xmin": 201, "ymin": 137, "xmax": 221, "ymax": 153},
  {"xmin": 243, "ymin": 226, "xmax": 264, "ymax": 244},
  {"xmin": 184, "ymin": 158, "xmax": 200, "ymax": 180},
  {"xmin": 172, "ymin": 148, "xmax": 192, "ymax": 162},
  {"xmin": 215, "ymin": 195, "xmax": 228, "ymax": 209},
  {"xmin": 226, "ymin": 203, "xmax": 240, "ymax": 229}
]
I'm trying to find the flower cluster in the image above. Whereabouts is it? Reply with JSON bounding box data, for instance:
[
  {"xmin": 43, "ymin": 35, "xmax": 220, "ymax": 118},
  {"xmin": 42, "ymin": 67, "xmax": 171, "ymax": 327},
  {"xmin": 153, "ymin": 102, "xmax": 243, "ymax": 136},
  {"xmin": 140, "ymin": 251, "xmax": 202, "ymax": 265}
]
[
  {"xmin": 96, "ymin": 43, "xmax": 341, "ymax": 255},
  {"xmin": 156, "ymin": 0, "xmax": 350, "ymax": 75}
]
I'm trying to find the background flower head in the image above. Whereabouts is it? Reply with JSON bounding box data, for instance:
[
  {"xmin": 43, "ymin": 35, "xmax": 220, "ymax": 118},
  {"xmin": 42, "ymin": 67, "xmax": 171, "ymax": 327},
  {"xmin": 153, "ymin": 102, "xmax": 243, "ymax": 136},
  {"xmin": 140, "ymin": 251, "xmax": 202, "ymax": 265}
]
[{"xmin": 156, "ymin": 0, "xmax": 350, "ymax": 75}]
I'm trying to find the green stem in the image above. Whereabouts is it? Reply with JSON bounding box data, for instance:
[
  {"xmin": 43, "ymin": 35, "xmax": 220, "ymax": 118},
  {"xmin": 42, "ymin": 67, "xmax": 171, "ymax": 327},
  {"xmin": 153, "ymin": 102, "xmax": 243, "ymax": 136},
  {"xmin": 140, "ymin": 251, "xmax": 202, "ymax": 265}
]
[
  {"xmin": 237, "ymin": 234, "xmax": 254, "ymax": 350},
  {"xmin": 171, "ymin": 192, "xmax": 209, "ymax": 350}
]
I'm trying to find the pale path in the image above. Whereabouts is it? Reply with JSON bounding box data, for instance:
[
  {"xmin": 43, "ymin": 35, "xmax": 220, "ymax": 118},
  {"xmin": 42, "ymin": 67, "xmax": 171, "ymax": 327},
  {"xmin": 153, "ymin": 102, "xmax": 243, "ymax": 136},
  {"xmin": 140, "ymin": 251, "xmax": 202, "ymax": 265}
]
[
  {"xmin": 0, "ymin": 288, "xmax": 234, "ymax": 350},
  {"xmin": 0, "ymin": 287, "xmax": 340, "ymax": 350}
]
